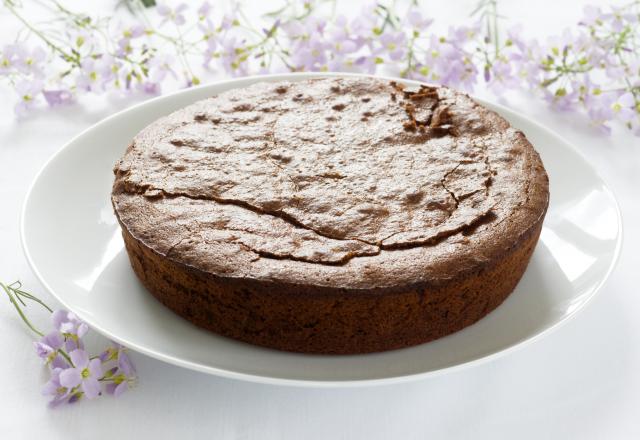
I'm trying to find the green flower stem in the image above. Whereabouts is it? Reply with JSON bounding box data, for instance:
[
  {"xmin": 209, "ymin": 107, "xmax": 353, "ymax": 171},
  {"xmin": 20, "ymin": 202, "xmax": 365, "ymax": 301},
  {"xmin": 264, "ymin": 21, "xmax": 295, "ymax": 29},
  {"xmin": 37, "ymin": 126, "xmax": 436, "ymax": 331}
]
[
  {"xmin": 1, "ymin": 281, "xmax": 44, "ymax": 337},
  {"xmin": 4, "ymin": 0, "xmax": 80, "ymax": 66},
  {"xmin": 2, "ymin": 280, "xmax": 76, "ymax": 367},
  {"xmin": 9, "ymin": 281, "xmax": 54, "ymax": 313},
  {"xmin": 489, "ymin": 0, "xmax": 499, "ymax": 56},
  {"xmin": 174, "ymin": 21, "xmax": 198, "ymax": 84},
  {"xmin": 57, "ymin": 348, "xmax": 74, "ymax": 367}
]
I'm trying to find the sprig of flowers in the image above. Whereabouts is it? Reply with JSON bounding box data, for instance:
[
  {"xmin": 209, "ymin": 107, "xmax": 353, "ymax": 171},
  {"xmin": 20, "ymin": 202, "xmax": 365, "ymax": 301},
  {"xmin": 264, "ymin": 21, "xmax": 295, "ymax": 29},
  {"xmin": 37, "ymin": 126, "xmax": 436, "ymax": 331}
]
[
  {"xmin": 1, "ymin": 280, "xmax": 137, "ymax": 407},
  {"xmin": 0, "ymin": 0, "xmax": 639, "ymax": 135}
]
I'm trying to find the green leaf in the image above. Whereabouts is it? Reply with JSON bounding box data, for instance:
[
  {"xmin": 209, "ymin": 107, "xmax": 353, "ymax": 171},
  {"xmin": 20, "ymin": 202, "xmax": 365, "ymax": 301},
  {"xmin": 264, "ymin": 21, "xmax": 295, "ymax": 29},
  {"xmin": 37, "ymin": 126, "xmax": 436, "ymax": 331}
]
[{"xmin": 140, "ymin": 0, "xmax": 156, "ymax": 7}]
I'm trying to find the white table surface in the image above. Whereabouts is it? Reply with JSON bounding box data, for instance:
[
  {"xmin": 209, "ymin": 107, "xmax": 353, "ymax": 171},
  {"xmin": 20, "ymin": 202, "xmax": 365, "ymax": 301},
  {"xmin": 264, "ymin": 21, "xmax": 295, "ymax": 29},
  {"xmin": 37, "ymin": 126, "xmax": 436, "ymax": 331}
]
[{"xmin": 1, "ymin": 1, "xmax": 639, "ymax": 438}]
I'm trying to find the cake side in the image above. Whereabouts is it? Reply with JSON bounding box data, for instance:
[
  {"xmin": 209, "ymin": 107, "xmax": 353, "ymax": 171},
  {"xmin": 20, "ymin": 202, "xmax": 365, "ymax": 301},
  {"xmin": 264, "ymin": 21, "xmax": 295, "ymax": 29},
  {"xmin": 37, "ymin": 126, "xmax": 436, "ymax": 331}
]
[{"xmin": 119, "ymin": 212, "xmax": 543, "ymax": 354}]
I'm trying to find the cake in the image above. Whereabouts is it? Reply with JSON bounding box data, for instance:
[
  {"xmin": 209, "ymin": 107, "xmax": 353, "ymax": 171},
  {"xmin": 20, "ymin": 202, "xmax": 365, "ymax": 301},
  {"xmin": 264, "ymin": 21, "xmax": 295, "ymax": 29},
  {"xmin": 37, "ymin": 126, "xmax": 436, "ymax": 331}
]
[{"xmin": 112, "ymin": 77, "xmax": 549, "ymax": 354}]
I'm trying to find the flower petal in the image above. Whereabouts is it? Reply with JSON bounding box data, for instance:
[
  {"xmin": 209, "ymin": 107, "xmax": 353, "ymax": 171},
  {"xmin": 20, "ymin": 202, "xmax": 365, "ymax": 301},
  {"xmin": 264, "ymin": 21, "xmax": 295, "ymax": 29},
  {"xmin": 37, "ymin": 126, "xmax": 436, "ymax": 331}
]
[
  {"xmin": 118, "ymin": 350, "xmax": 135, "ymax": 377},
  {"xmin": 619, "ymin": 92, "xmax": 635, "ymax": 107},
  {"xmin": 60, "ymin": 321, "xmax": 75, "ymax": 334},
  {"xmin": 43, "ymin": 331, "xmax": 64, "ymax": 349},
  {"xmin": 82, "ymin": 377, "xmax": 101, "ymax": 399},
  {"xmin": 51, "ymin": 354, "xmax": 69, "ymax": 370},
  {"xmin": 98, "ymin": 349, "xmax": 110, "ymax": 363},
  {"xmin": 59, "ymin": 368, "xmax": 82, "ymax": 388},
  {"xmin": 105, "ymin": 382, "xmax": 117, "ymax": 395},
  {"xmin": 52, "ymin": 310, "xmax": 68, "ymax": 330},
  {"xmin": 77, "ymin": 322, "xmax": 89, "ymax": 338},
  {"xmin": 113, "ymin": 381, "xmax": 128, "ymax": 397},
  {"xmin": 69, "ymin": 349, "xmax": 89, "ymax": 368},
  {"xmin": 88, "ymin": 358, "xmax": 103, "ymax": 378},
  {"xmin": 34, "ymin": 341, "xmax": 53, "ymax": 359},
  {"xmin": 42, "ymin": 379, "xmax": 59, "ymax": 396},
  {"xmin": 48, "ymin": 395, "xmax": 69, "ymax": 408}
]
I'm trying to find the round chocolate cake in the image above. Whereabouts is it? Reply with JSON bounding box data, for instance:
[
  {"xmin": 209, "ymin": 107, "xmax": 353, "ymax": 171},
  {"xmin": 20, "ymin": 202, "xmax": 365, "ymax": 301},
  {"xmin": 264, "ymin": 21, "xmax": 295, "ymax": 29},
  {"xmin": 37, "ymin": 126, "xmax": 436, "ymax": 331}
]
[{"xmin": 112, "ymin": 77, "xmax": 549, "ymax": 354}]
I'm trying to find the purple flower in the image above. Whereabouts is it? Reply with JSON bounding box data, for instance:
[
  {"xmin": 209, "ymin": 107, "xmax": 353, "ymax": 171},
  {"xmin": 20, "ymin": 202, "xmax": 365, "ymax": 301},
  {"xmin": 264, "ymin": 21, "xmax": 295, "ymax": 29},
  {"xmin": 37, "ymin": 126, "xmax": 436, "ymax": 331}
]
[
  {"xmin": 487, "ymin": 57, "xmax": 520, "ymax": 94},
  {"xmin": 0, "ymin": 44, "xmax": 20, "ymax": 74},
  {"xmin": 543, "ymin": 86, "xmax": 579, "ymax": 112},
  {"xmin": 12, "ymin": 44, "xmax": 46, "ymax": 77},
  {"xmin": 76, "ymin": 57, "xmax": 111, "ymax": 93},
  {"xmin": 406, "ymin": 8, "xmax": 433, "ymax": 31},
  {"xmin": 157, "ymin": 2, "xmax": 188, "ymax": 26},
  {"xmin": 505, "ymin": 26, "xmax": 527, "ymax": 52},
  {"xmin": 350, "ymin": 3, "xmax": 378, "ymax": 38},
  {"xmin": 580, "ymin": 5, "xmax": 603, "ymax": 27},
  {"xmin": 116, "ymin": 24, "xmax": 146, "ymax": 56},
  {"xmin": 420, "ymin": 30, "xmax": 478, "ymax": 91},
  {"xmin": 43, "ymin": 89, "xmax": 74, "ymax": 107},
  {"xmin": 379, "ymin": 31, "xmax": 406, "ymax": 61},
  {"xmin": 219, "ymin": 11, "xmax": 240, "ymax": 31},
  {"xmin": 506, "ymin": 37, "xmax": 543, "ymax": 89},
  {"xmin": 14, "ymin": 79, "xmax": 44, "ymax": 116},
  {"xmin": 295, "ymin": 39, "xmax": 328, "ymax": 71},
  {"xmin": 140, "ymin": 81, "xmax": 160, "ymax": 95},
  {"xmin": 141, "ymin": 54, "xmax": 177, "ymax": 93},
  {"xmin": 105, "ymin": 378, "xmax": 127, "ymax": 397},
  {"xmin": 42, "ymin": 368, "xmax": 72, "ymax": 408},
  {"xmin": 52, "ymin": 310, "xmax": 87, "ymax": 337},
  {"xmin": 219, "ymin": 35, "xmax": 251, "ymax": 75},
  {"xmin": 59, "ymin": 349, "xmax": 103, "ymax": 400},
  {"xmin": 123, "ymin": 24, "xmax": 145, "ymax": 39},
  {"xmin": 1, "ymin": 44, "xmax": 46, "ymax": 77},
  {"xmin": 281, "ymin": 19, "xmax": 305, "ymax": 39},
  {"xmin": 100, "ymin": 344, "xmax": 137, "ymax": 397},
  {"xmin": 33, "ymin": 330, "xmax": 68, "ymax": 368},
  {"xmin": 585, "ymin": 92, "xmax": 617, "ymax": 133},
  {"xmin": 282, "ymin": 15, "xmax": 331, "ymax": 71},
  {"xmin": 52, "ymin": 309, "xmax": 88, "ymax": 350},
  {"xmin": 199, "ymin": 18, "xmax": 218, "ymax": 68},
  {"xmin": 610, "ymin": 92, "xmax": 636, "ymax": 123},
  {"xmin": 117, "ymin": 349, "xmax": 135, "ymax": 377},
  {"xmin": 198, "ymin": 1, "xmax": 212, "ymax": 20},
  {"xmin": 326, "ymin": 17, "xmax": 359, "ymax": 56},
  {"xmin": 1, "ymin": 0, "xmax": 637, "ymax": 136},
  {"xmin": 354, "ymin": 55, "xmax": 379, "ymax": 74}
]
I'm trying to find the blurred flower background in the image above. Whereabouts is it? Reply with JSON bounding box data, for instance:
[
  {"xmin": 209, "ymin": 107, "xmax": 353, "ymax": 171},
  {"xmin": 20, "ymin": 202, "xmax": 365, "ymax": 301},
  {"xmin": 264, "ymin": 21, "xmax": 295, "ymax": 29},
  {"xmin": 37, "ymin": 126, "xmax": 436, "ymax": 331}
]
[{"xmin": 0, "ymin": 0, "xmax": 638, "ymax": 134}]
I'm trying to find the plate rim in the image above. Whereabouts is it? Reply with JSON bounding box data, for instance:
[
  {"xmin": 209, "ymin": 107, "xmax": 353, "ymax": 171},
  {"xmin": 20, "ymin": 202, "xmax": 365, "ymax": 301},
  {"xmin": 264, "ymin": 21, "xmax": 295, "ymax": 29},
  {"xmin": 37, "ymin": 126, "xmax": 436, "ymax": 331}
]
[{"xmin": 20, "ymin": 72, "xmax": 624, "ymax": 387}]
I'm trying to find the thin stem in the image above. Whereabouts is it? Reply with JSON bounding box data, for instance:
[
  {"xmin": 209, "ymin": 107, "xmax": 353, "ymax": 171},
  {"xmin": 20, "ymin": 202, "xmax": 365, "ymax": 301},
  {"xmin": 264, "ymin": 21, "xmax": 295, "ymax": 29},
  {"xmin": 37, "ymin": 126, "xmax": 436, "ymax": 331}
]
[
  {"xmin": 491, "ymin": 0, "xmax": 499, "ymax": 56},
  {"xmin": 4, "ymin": 0, "xmax": 79, "ymax": 66},
  {"xmin": 2, "ymin": 280, "xmax": 76, "ymax": 366},
  {"xmin": 402, "ymin": 31, "xmax": 418, "ymax": 77},
  {"xmin": 1, "ymin": 282, "xmax": 44, "ymax": 337},
  {"xmin": 58, "ymin": 349, "xmax": 74, "ymax": 367},
  {"xmin": 13, "ymin": 288, "xmax": 54, "ymax": 313},
  {"xmin": 174, "ymin": 21, "xmax": 197, "ymax": 82}
]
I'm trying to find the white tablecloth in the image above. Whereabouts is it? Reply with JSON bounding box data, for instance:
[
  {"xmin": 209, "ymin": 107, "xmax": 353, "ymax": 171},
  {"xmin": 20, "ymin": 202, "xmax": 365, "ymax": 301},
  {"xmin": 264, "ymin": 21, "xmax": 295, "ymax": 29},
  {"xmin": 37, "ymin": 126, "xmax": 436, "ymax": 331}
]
[{"xmin": 1, "ymin": 1, "xmax": 639, "ymax": 438}]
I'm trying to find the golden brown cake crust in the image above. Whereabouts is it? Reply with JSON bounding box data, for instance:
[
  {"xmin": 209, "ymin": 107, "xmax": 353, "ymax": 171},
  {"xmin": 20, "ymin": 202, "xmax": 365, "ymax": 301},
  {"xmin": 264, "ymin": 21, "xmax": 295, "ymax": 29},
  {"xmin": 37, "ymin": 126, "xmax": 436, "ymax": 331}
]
[{"xmin": 112, "ymin": 77, "xmax": 549, "ymax": 353}]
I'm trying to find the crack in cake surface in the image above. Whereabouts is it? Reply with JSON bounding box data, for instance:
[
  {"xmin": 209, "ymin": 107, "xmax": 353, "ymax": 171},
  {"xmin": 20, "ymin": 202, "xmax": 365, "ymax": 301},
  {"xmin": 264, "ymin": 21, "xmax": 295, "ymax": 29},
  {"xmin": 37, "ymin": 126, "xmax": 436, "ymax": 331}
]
[{"xmin": 112, "ymin": 78, "xmax": 534, "ymax": 266}]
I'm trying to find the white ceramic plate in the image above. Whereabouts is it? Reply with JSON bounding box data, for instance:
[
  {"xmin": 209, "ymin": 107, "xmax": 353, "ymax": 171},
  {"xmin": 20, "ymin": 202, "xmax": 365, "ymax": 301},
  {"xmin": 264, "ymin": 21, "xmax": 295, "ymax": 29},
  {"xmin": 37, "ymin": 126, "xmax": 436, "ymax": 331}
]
[{"xmin": 21, "ymin": 73, "xmax": 622, "ymax": 387}]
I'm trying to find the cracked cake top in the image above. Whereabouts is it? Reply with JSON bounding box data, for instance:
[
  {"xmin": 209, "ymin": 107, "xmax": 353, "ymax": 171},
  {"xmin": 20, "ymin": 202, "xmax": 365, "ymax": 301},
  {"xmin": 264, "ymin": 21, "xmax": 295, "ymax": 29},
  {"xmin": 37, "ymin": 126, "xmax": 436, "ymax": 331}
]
[{"xmin": 112, "ymin": 77, "xmax": 548, "ymax": 291}]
